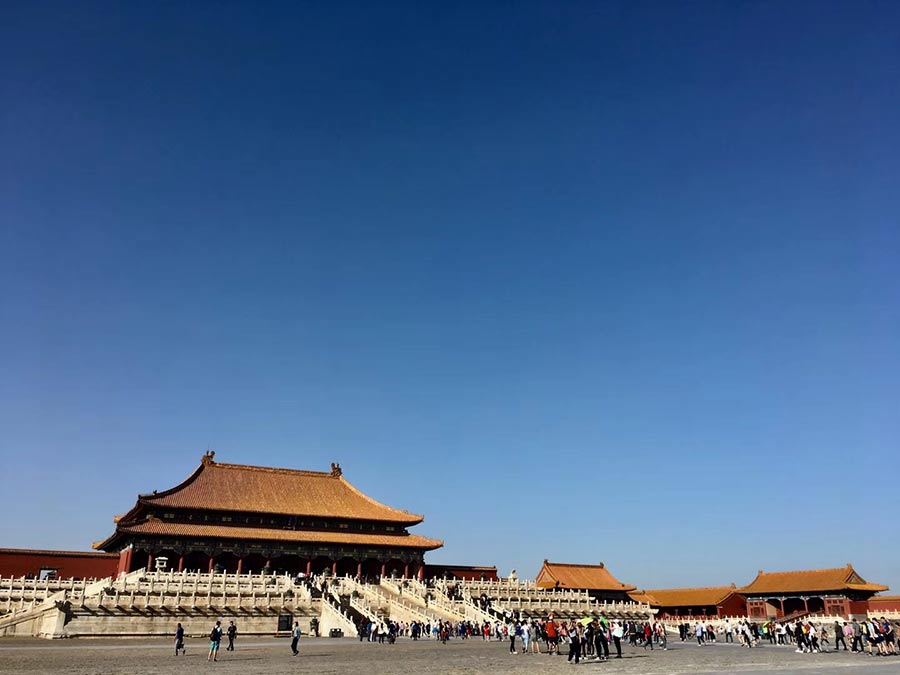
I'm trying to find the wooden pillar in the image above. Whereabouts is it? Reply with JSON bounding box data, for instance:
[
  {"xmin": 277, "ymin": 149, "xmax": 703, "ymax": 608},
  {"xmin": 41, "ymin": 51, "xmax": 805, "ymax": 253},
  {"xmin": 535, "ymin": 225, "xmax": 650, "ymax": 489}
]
[
  {"xmin": 306, "ymin": 560, "xmax": 312, "ymax": 575},
  {"xmin": 357, "ymin": 561, "xmax": 363, "ymax": 578},
  {"xmin": 404, "ymin": 563, "xmax": 410, "ymax": 579},
  {"xmin": 381, "ymin": 562, "xmax": 387, "ymax": 577},
  {"xmin": 177, "ymin": 555, "xmax": 184, "ymax": 572},
  {"xmin": 208, "ymin": 556, "xmax": 215, "ymax": 573},
  {"xmin": 418, "ymin": 564, "xmax": 425, "ymax": 581},
  {"xmin": 147, "ymin": 552, "xmax": 154, "ymax": 572},
  {"xmin": 237, "ymin": 558, "xmax": 243, "ymax": 575},
  {"xmin": 332, "ymin": 560, "xmax": 338, "ymax": 576}
]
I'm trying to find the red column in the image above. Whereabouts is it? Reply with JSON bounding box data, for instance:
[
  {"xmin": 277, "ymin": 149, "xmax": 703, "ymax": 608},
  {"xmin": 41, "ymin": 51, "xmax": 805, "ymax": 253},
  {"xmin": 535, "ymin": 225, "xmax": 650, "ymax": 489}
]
[
  {"xmin": 332, "ymin": 560, "xmax": 338, "ymax": 576},
  {"xmin": 356, "ymin": 561, "xmax": 363, "ymax": 578},
  {"xmin": 417, "ymin": 564, "xmax": 425, "ymax": 581},
  {"xmin": 236, "ymin": 558, "xmax": 243, "ymax": 575},
  {"xmin": 147, "ymin": 553, "xmax": 154, "ymax": 572},
  {"xmin": 118, "ymin": 548, "xmax": 132, "ymax": 576},
  {"xmin": 381, "ymin": 562, "xmax": 387, "ymax": 577},
  {"xmin": 404, "ymin": 563, "xmax": 409, "ymax": 579},
  {"xmin": 208, "ymin": 556, "xmax": 215, "ymax": 573},
  {"xmin": 177, "ymin": 555, "xmax": 184, "ymax": 572},
  {"xmin": 306, "ymin": 560, "xmax": 312, "ymax": 575}
]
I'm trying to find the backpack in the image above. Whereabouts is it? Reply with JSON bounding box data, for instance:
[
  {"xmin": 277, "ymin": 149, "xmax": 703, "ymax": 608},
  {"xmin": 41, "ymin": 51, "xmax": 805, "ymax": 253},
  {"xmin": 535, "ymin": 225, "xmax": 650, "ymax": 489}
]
[{"xmin": 210, "ymin": 627, "xmax": 220, "ymax": 641}]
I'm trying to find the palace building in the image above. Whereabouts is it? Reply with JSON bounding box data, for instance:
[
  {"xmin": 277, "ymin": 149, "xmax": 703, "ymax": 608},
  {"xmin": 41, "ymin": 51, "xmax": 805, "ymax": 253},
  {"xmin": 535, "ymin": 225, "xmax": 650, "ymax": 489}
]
[
  {"xmin": 739, "ymin": 564, "xmax": 888, "ymax": 619},
  {"xmin": 534, "ymin": 560, "xmax": 636, "ymax": 602},
  {"xmin": 629, "ymin": 585, "xmax": 747, "ymax": 619},
  {"xmin": 94, "ymin": 452, "xmax": 442, "ymax": 579}
]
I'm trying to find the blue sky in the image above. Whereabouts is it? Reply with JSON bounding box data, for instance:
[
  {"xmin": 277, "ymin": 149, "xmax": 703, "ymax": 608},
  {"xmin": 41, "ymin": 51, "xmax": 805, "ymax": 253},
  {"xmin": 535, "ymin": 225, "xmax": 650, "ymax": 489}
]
[{"xmin": 2, "ymin": 1, "xmax": 898, "ymax": 591}]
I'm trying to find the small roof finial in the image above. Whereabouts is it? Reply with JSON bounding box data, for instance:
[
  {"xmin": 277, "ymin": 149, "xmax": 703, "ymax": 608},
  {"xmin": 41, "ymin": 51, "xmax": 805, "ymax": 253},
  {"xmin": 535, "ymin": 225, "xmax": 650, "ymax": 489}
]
[
  {"xmin": 202, "ymin": 450, "xmax": 216, "ymax": 465},
  {"xmin": 330, "ymin": 462, "xmax": 342, "ymax": 477}
]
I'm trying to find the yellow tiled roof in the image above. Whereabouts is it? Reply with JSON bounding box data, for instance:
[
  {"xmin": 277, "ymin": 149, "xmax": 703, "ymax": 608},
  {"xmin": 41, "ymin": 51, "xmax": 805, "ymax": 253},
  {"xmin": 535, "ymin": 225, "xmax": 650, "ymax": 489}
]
[
  {"xmin": 629, "ymin": 586, "xmax": 737, "ymax": 607},
  {"xmin": 535, "ymin": 561, "xmax": 635, "ymax": 592},
  {"xmin": 740, "ymin": 565, "xmax": 888, "ymax": 595},
  {"xmin": 115, "ymin": 518, "xmax": 443, "ymax": 550},
  {"xmin": 140, "ymin": 457, "xmax": 423, "ymax": 524}
]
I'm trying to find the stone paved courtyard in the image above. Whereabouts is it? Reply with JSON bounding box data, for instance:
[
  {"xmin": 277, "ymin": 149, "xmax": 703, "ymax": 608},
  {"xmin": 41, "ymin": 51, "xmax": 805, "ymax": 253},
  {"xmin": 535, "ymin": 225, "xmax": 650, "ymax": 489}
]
[{"xmin": 2, "ymin": 636, "xmax": 900, "ymax": 675}]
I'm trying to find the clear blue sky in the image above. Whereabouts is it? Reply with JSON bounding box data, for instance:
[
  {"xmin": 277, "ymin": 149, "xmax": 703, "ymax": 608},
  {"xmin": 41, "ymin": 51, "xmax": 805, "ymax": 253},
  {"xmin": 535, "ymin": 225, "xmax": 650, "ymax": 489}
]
[{"xmin": 2, "ymin": 1, "xmax": 898, "ymax": 592}]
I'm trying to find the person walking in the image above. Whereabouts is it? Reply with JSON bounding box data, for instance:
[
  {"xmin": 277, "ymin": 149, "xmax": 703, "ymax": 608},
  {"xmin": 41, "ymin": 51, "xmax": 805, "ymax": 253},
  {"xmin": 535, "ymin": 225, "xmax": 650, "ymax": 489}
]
[
  {"xmin": 545, "ymin": 617, "xmax": 559, "ymax": 655},
  {"xmin": 567, "ymin": 621, "xmax": 583, "ymax": 664},
  {"xmin": 226, "ymin": 621, "xmax": 237, "ymax": 651},
  {"xmin": 507, "ymin": 620, "xmax": 517, "ymax": 654},
  {"xmin": 207, "ymin": 621, "xmax": 222, "ymax": 662},
  {"xmin": 594, "ymin": 620, "xmax": 610, "ymax": 661},
  {"xmin": 291, "ymin": 621, "xmax": 301, "ymax": 656},
  {"xmin": 174, "ymin": 623, "xmax": 185, "ymax": 656},
  {"xmin": 834, "ymin": 621, "xmax": 848, "ymax": 651},
  {"xmin": 529, "ymin": 621, "xmax": 541, "ymax": 654},
  {"xmin": 611, "ymin": 621, "xmax": 624, "ymax": 658}
]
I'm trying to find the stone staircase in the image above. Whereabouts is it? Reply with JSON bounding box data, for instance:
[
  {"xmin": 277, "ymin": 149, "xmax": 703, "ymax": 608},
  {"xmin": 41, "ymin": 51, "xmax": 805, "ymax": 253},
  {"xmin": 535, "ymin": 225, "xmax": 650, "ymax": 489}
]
[
  {"xmin": 378, "ymin": 578, "xmax": 465, "ymax": 624},
  {"xmin": 335, "ymin": 577, "xmax": 442, "ymax": 626}
]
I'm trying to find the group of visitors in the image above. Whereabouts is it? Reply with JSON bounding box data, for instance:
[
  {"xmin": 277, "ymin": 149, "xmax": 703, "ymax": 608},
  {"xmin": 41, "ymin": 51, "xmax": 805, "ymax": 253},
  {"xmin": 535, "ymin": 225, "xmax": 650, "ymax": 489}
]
[
  {"xmin": 202, "ymin": 620, "xmax": 238, "ymax": 661},
  {"xmin": 178, "ymin": 611, "xmax": 900, "ymax": 663},
  {"xmin": 680, "ymin": 620, "xmax": 756, "ymax": 646},
  {"xmin": 675, "ymin": 616, "xmax": 900, "ymax": 656},
  {"xmin": 829, "ymin": 618, "xmax": 897, "ymax": 656},
  {"xmin": 499, "ymin": 615, "xmax": 664, "ymax": 662}
]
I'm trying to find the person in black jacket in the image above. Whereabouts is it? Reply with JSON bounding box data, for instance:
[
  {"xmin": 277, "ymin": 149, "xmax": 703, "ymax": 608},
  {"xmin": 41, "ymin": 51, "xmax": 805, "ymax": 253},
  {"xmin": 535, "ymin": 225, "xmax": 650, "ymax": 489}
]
[
  {"xmin": 174, "ymin": 623, "xmax": 185, "ymax": 655},
  {"xmin": 226, "ymin": 621, "xmax": 237, "ymax": 651}
]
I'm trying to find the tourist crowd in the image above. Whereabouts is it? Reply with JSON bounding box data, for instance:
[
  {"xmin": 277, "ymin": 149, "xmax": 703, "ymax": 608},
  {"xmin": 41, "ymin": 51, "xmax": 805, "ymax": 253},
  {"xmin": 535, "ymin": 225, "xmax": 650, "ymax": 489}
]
[{"xmin": 674, "ymin": 617, "xmax": 899, "ymax": 656}]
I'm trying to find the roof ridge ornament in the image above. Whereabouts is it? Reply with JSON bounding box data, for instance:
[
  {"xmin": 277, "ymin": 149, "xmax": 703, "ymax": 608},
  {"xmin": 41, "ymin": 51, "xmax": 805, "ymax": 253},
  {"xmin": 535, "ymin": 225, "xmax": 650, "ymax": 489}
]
[
  {"xmin": 330, "ymin": 462, "xmax": 342, "ymax": 477},
  {"xmin": 202, "ymin": 450, "xmax": 216, "ymax": 465}
]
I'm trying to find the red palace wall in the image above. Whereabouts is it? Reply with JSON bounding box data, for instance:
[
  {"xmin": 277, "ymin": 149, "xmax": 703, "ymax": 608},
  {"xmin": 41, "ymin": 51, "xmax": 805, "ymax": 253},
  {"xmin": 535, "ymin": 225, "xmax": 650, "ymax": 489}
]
[
  {"xmin": 425, "ymin": 564, "xmax": 498, "ymax": 581},
  {"xmin": 868, "ymin": 597, "xmax": 900, "ymax": 613},
  {"xmin": 0, "ymin": 549, "xmax": 119, "ymax": 579},
  {"xmin": 719, "ymin": 593, "xmax": 748, "ymax": 617}
]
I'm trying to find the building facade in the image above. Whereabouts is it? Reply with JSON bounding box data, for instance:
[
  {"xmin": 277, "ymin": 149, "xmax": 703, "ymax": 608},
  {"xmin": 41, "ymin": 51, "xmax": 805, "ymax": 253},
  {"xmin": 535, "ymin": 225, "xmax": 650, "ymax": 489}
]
[
  {"xmin": 740, "ymin": 565, "xmax": 888, "ymax": 619},
  {"xmin": 95, "ymin": 452, "xmax": 442, "ymax": 579},
  {"xmin": 629, "ymin": 585, "xmax": 747, "ymax": 619},
  {"xmin": 534, "ymin": 560, "xmax": 636, "ymax": 602}
]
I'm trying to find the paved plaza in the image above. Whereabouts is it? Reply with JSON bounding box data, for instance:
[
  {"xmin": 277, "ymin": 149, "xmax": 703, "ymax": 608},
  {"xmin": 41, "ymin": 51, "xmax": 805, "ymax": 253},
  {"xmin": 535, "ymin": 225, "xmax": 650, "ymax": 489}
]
[{"xmin": 2, "ymin": 636, "xmax": 900, "ymax": 675}]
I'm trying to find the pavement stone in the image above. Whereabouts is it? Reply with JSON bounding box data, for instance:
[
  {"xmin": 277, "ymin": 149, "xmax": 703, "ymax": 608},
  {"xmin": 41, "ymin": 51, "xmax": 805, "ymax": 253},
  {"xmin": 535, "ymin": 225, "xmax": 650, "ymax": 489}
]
[{"xmin": 2, "ymin": 636, "xmax": 900, "ymax": 675}]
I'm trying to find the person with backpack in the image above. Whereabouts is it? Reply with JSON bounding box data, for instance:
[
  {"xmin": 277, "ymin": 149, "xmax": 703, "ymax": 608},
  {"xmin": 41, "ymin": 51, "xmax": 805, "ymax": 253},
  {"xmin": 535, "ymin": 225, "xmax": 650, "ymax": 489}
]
[{"xmin": 207, "ymin": 621, "xmax": 222, "ymax": 662}]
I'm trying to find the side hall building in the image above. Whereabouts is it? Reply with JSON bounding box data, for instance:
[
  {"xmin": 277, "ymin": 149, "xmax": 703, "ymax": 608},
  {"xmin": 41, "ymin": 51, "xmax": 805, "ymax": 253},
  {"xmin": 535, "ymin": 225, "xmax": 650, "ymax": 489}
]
[
  {"xmin": 739, "ymin": 564, "xmax": 888, "ymax": 619},
  {"xmin": 535, "ymin": 560, "xmax": 636, "ymax": 602},
  {"xmin": 94, "ymin": 452, "xmax": 443, "ymax": 579},
  {"xmin": 629, "ymin": 585, "xmax": 747, "ymax": 619}
]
